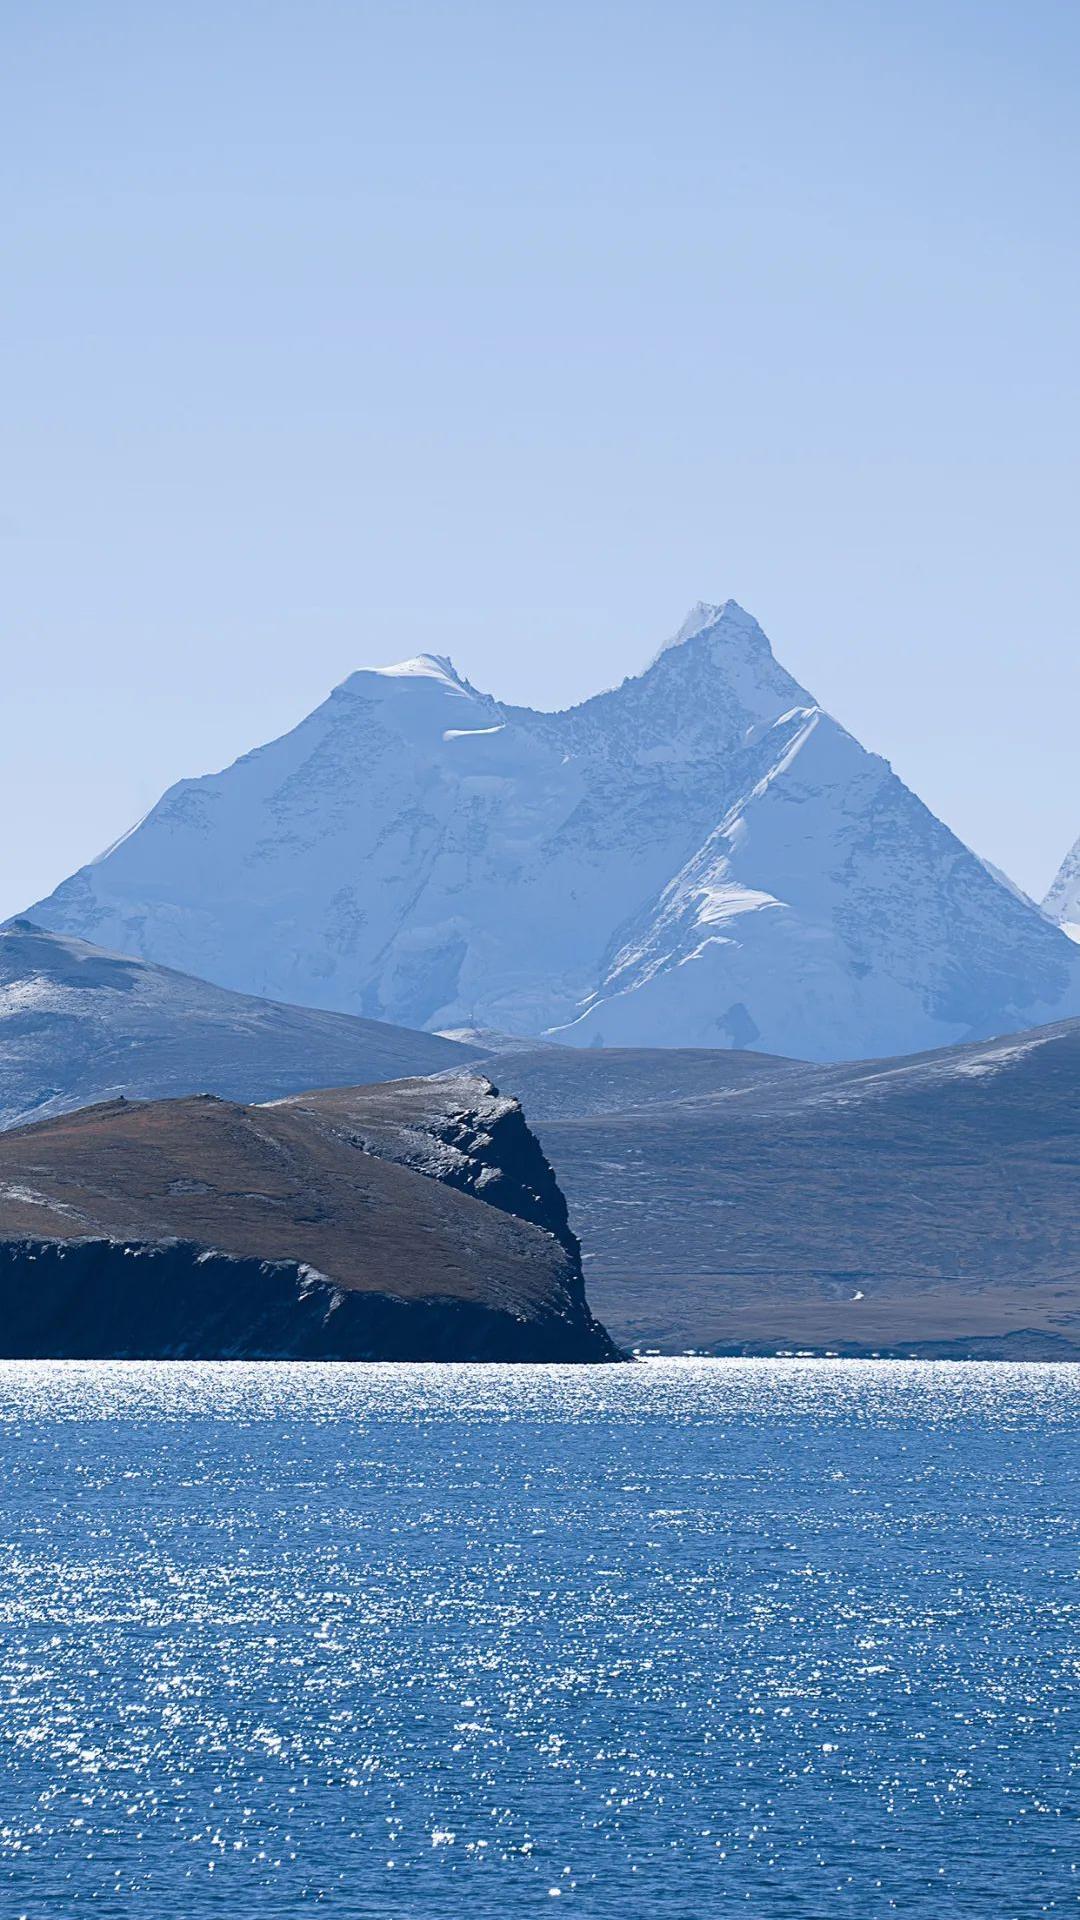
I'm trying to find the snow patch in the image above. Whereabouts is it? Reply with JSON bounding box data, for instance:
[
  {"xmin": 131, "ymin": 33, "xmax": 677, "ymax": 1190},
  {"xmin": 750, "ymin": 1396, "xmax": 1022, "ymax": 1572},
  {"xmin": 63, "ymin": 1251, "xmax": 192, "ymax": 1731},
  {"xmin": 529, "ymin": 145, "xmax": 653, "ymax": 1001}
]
[{"xmin": 370, "ymin": 653, "xmax": 466, "ymax": 685}]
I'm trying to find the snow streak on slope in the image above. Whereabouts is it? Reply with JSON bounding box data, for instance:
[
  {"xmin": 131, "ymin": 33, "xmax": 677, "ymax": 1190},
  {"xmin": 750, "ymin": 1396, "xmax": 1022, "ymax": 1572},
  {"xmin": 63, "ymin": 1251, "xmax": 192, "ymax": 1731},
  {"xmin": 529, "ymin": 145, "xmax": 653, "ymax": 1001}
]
[
  {"xmin": 560, "ymin": 708, "xmax": 1078, "ymax": 1057},
  {"xmin": 28, "ymin": 602, "xmax": 1080, "ymax": 1060}
]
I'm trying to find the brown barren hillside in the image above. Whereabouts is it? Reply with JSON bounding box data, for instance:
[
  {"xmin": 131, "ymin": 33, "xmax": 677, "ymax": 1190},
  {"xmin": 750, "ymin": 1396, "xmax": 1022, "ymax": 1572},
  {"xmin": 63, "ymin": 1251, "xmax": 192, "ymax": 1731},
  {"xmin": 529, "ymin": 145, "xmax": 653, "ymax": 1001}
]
[
  {"xmin": 484, "ymin": 1023, "xmax": 1080, "ymax": 1360},
  {"xmin": 0, "ymin": 1076, "xmax": 617, "ymax": 1362}
]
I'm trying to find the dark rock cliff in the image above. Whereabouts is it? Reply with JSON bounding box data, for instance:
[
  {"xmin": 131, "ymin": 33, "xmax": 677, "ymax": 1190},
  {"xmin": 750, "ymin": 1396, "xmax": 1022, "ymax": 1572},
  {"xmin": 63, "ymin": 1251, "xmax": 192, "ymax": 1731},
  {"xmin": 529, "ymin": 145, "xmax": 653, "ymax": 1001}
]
[{"xmin": 0, "ymin": 1239, "xmax": 609, "ymax": 1362}]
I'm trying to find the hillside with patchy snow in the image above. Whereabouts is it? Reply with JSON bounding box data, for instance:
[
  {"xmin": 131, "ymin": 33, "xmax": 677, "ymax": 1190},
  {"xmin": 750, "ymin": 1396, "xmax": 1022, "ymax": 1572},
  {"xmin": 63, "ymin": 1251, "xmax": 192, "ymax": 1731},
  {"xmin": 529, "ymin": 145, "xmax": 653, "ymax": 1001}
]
[
  {"xmin": 522, "ymin": 1017, "xmax": 1080, "ymax": 1359},
  {"xmin": 0, "ymin": 920, "xmax": 472, "ymax": 1130},
  {"xmin": 28, "ymin": 602, "xmax": 1080, "ymax": 1060}
]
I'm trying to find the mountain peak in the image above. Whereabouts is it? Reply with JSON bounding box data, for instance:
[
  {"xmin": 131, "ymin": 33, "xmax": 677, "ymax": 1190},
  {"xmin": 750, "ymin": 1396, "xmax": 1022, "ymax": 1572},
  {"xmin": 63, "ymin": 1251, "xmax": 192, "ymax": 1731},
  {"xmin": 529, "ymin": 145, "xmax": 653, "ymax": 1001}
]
[
  {"xmin": 333, "ymin": 652, "xmax": 469, "ymax": 692},
  {"xmin": 371, "ymin": 652, "xmax": 464, "ymax": 684},
  {"xmin": 677, "ymin": 598, "xmax": 745, "ymax": 637},
  {"xmin": 1044, "ymin": 832, "xmax": 1080, "ymax": 940},
  {"xmin": 335, "ymin": 653, "xmax": 486, "ymax": 710},
  {"xmin": 651, "ymin": 598, "xmax": 771, "ymax": 667}
]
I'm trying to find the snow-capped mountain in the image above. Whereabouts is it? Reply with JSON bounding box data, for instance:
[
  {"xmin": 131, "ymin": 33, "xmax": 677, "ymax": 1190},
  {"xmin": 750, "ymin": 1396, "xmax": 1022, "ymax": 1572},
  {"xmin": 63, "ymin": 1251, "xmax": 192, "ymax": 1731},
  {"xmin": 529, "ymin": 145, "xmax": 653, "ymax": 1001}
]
[
  {"xmin": 1044, "ymin": 836, "xmax": 1080, "ymax": 942},
  {"xmin": 27, "ymin": 602, "xmax": 1080, "ymax": 1061},
  {"xmin": 0, "ymin": 920, "xmax": 472, "ymax": 1130}
]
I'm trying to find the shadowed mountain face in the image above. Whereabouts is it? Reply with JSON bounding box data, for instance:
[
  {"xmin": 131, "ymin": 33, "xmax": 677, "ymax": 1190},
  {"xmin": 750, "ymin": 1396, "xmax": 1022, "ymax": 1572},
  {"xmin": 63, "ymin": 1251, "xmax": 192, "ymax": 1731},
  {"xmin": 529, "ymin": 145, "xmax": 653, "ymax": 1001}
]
[
  {"xmin": 0, "ymin": 920, "xmax": 476, "ymax": 1130},
  {"xmin": 0, "ymin": 1077, "xmax": 617, "ymax": 1362},
  {"xmin": 484, "ymin": 1024, "xmax": 1080, "ymax": 1360},
  {"xmin": 27, "ymin": 602, "xmax": 1080, "ymax": 1061}
]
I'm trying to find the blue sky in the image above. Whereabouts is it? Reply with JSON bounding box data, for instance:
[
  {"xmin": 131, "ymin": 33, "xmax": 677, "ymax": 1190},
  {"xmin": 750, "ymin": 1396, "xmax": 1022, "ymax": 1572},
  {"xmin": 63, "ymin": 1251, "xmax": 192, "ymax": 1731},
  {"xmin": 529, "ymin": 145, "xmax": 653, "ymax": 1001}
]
[{"xmin": 4, "ymin": 0, "xmax": 1078, "ymax": 913}]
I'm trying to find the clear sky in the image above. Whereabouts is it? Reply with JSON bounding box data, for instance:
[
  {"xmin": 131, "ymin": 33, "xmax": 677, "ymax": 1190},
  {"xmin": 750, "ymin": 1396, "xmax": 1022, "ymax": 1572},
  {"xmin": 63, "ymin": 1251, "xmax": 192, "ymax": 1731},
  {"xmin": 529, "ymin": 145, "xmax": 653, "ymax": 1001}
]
[{"xmin": 4, "ymin": 0, "xmax": 1078, "ymax": 917}]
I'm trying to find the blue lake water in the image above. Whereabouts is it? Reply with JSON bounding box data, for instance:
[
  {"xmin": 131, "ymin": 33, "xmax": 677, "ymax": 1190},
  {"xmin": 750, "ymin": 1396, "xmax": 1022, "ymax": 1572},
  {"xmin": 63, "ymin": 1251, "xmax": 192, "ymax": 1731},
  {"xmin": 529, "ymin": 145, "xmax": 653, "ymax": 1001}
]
[{"xmin": 0, "ymin": 1359, "xmax": 1074, "ymax": 1918}]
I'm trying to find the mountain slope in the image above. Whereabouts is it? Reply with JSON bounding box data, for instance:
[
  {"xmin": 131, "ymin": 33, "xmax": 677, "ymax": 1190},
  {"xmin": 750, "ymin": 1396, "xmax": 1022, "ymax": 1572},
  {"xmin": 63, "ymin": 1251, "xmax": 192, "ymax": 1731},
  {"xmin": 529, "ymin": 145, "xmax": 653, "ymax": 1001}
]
[
  {"xmin": 28, "ymin": 602, "xmax": 1080, "ymax": 1061},
  {"xmin": 458, "ymin": 1043, "xmax": 807, "ymax": 1120},
  {"xmin": 0, "ymin": 1078, "xmax": 617, "ymax": 1361},
  {"xmin": 0, "ymin": 919, "xmax": 474, "ymax": 1130},
  {"xmin": 563, "ymin": 706, "xmax": 1078, "ymax": 1056},
  {"xmin": 1044, "ymin": 835, "xmax": 1080, "ymax": 941},
  {"xmin": 512, "ymin": 1021, "xmax": 1080, "ymax": 1359}
]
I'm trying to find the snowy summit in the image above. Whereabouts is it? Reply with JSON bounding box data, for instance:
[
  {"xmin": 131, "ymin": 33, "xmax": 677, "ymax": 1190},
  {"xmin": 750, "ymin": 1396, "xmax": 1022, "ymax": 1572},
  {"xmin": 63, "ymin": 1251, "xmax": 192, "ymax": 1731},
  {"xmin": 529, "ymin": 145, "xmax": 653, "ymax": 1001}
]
[{"xmin": 28, "ymin": 601, "xmax": 1080, "ymax": 1061}]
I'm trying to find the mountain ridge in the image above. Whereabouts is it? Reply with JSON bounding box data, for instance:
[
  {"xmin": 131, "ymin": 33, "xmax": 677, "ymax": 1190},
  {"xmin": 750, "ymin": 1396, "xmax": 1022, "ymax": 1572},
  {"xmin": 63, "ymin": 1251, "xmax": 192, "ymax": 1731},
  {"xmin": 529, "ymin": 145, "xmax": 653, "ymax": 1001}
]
[
  {"xmin": 499, "ymin": 1017, "xmax": 1080, "ymax": 1359},
  {"xmin": 27, "ymin": 601, "xmax": 1080, "ymax": 1061},
  {"xmin": 0, "ymin": 918, "xmax": 476, "ymax": 1130}
]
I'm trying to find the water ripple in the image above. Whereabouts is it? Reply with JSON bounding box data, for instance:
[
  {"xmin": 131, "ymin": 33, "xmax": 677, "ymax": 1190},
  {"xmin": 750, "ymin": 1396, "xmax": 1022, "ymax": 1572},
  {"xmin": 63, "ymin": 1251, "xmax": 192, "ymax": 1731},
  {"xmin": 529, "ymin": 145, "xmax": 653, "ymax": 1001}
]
[{"xmin": 0, "ymin": 1360, "xmax": 1074, "ymax": 1916}]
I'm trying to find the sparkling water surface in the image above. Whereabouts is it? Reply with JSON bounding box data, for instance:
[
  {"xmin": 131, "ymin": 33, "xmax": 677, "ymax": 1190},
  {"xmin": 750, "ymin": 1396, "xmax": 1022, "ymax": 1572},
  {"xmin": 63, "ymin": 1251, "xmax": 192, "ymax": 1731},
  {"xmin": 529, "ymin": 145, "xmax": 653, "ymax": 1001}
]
[{"xmin": 0, "ymin": 1359, "xmax": 1075, "ymax": 1918}]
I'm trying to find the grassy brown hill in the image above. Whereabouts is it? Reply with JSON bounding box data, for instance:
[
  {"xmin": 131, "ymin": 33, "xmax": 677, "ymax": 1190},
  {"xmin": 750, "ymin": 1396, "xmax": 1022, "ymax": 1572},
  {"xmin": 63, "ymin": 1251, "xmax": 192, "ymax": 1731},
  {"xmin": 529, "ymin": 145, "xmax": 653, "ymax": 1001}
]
[{"xmin": 0, "ymin": 1075, "xmax": 617, "ymax": 1361}]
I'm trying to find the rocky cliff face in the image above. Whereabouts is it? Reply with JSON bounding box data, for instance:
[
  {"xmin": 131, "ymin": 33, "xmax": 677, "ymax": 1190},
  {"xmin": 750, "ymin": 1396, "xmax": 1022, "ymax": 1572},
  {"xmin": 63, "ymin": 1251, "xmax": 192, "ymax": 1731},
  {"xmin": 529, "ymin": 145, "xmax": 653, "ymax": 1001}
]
[
  {"xmin": 272, "ymin": 1075, "xmax": 582, "ymax": 1262},
  {"xmin": 0, "ymin": 1239, "xmax": 598, "ymax": 1362},
  {"xmin": 0, "ymin": 1079, "xmax": 617, "ymax": 1362},
  {"xmin": 28, "ymin": 603, "xmax": 1080, "ymax": 1061}
]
